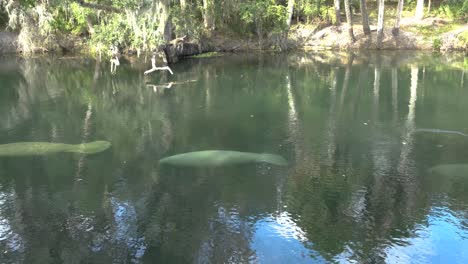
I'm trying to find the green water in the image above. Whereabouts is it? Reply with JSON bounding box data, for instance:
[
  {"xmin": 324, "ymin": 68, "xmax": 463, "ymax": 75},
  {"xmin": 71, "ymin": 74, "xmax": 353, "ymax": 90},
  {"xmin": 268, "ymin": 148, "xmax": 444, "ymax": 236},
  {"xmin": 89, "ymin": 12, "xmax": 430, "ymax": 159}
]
[{"xmin": 0, "ymin": 52, "xmax": 467, "ymax": 263}]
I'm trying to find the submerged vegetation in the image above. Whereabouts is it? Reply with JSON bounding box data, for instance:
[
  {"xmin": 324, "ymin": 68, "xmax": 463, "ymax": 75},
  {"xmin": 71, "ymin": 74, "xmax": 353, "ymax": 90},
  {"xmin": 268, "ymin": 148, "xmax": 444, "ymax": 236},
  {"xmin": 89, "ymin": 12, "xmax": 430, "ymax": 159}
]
[{"xmin": 0, "ymin": 0, "xmax": 466, "ymax": 55}]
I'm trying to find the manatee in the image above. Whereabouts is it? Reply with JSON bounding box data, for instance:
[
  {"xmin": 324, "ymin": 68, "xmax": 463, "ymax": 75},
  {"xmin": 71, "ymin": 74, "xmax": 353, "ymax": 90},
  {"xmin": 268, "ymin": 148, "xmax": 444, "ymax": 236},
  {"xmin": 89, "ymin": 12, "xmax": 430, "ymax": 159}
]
[
  {"xmin": 159, "ymin": 150, "xmax": 288, "ymax": 167},
  {"xmin": 415, "ymin": 128, "xmax": 468, "ymax": 137},
  {"xmin": 0, "ymin": 141, "xmax": 111, "ymax": 157},
  {"xmin": 428, "ymin": 164, "xmax": 468, "ymax": 178}
]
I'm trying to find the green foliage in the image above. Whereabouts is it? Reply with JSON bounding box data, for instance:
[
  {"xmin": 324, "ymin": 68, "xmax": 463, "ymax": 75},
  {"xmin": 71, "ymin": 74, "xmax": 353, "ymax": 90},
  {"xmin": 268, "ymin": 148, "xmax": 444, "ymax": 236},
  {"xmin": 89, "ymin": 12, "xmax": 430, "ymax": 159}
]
[
  {"xmin": 50, "ymin": 3, "xmax": 94, "ymax": 35},
  {"xmin": 457, "ymin": 31, "xmax": 468, "ymax": 50},
  {"xmin": 432, "ymin": 0, "xmax": 468, "ymax": 21},
  {"xmin": 171, "ymin": 5, "xmax": 203, "ymax": 41},
  {"xmin": 296, "ymin": 0, "xmax": 336, "ymax": 23},
  {"xmin": 239, "ymin": 0, "xmax": 287, "ymax": 37},
  {"xmin": 89, "ymin": 14, "xmax": 131, "ymax": 55},
  {"xmin": 433, "ymin": 36, "xmax": 442, "ymax": 50},
  {"xmin": 189, "ymin": 51, "xmax": 223, "ymax": 58}
]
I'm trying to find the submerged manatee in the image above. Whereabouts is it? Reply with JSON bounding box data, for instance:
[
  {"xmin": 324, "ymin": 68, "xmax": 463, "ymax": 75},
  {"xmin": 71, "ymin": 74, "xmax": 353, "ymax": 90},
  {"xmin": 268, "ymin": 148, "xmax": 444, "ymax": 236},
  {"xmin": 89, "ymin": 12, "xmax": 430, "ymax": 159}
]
[
  {"xmin": 159, "ymin": 150, "xmax": 288, "ymax": 167},
  {"xmin": 428, "ymin": 164, "xmax": 468, "ymax": 178},
  {"xmin": 0, "ymin": 141, "xmax": 111, "ymax": 156},
  {"xmin": 415, "ymin": 128, "xmax": 468, "ymax": 137}
]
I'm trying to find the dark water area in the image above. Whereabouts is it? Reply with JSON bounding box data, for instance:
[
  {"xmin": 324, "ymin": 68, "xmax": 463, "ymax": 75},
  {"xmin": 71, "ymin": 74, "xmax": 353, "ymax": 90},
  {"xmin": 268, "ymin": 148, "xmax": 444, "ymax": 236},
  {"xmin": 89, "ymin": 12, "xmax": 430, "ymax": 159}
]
[{"xmin": 0, "ymin": 52, "xmax": 467, "ymax": 263}]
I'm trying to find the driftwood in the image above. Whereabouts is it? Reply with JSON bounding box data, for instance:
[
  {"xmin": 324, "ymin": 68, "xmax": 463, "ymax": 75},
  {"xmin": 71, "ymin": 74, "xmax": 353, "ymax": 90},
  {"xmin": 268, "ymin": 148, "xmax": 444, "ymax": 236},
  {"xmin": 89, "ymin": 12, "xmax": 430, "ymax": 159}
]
[{"xmin": 144, "ymin": 52, "xmax": 174, "ymax": 75}]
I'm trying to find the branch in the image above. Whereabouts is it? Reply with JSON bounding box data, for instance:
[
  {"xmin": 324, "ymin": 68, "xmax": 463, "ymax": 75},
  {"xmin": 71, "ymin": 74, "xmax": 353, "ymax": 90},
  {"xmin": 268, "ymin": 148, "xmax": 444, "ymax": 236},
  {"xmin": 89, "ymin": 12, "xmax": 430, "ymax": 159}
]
[
  {"xmin": 144, "ymin": 54, "xmax": 174, "ymax": 75},
  {"xmin": 144, "ymin": 66, "xmax": 174, "ymax": 75},
  {"xmin": 74, "ymin": 0, "xmax": 123, "ymax": 13}
]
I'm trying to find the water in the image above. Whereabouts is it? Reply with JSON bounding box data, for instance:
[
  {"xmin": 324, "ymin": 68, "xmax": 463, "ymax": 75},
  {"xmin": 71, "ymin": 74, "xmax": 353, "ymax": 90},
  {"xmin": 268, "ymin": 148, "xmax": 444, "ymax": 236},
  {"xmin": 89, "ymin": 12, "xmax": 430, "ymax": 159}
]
[{"xmin": 0, "ymin": 52, "xmax": 467, "ymax": 263}]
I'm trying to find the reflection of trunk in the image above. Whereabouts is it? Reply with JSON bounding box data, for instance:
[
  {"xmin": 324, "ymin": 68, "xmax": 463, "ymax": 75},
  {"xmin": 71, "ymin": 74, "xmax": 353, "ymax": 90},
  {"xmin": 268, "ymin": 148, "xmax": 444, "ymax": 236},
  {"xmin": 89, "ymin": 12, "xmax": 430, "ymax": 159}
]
[
  {"xmin": 285, "ymin": 72, "xmax": 306, "ymax": 168},
  {"xmin": 351, "ymin": 66, "xmax": 367, "ymax": 120},
  {"xmin": 75, "ymin": 60, "xmax": 100, "ymax": 181},
  {"xmin": 397, "ymin": 65, "xmax": 418, "ymax": 212},
  {"xmin": 338, "ymin": 54, "xmax": 354, "ymax": 115},
  {"xmin": 398, "ymin": 65, "xmax": 418, "ymax": 169},
  {"xmin": 75, "ymin": 102, "xmax": 93, "ymax": 180},
  {"xmin": 286, "ymin": 74, "xmax": 298, "ymax": 139},
  {"xmin": 344, "ymin": 0, "xmax": 356, "ymax": 43},
  {"xmin": 461, "ymin": 70, "xmax": 465, "ymax": 89},
  {"xmin": 325, "ymin": 68, "xmax": 338, "ymax": 166},
  {"xmin": 393, "ymin": 0, "xmax": 404, "ymax": 36},
  {"xmin": 392, "ymin": 67, "xmax": 398, "ymax": 125},
  {"xmin": 372, "ymin": 64, "xmax": 381, "ymax": 122},
  {"xmin": 334, "ymin": 0, "xmax": 341, "ymax": 26},
  {"xmin": 376, "ymin": 0, "xmax": 385, "ymax": 48},
  {"xmin": 360, "ymin": 0, "xmax": 371, "ymax": 35},
  {"xmin": 205, "ymin": 69, "xmax": 212, "ymax": 115}
]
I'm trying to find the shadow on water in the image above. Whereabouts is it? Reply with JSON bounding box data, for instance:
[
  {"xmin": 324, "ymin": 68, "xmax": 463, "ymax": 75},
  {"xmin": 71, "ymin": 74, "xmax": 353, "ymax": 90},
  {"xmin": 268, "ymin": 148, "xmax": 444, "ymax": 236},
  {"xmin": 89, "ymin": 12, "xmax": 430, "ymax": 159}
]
[{"xmin": 0, "ymin": 51, "xmax": 467, "ymax": 263}]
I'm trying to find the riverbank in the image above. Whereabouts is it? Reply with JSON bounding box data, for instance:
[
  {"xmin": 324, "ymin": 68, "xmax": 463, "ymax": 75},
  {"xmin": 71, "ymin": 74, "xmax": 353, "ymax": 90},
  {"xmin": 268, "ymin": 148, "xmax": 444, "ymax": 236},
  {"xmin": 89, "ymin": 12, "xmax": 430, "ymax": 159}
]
[
  {"xmin": 0, "ymin": 17, "xmax": 466, "ymax": 59},
  {"xmin": 208, "ymin": 16, "xmax": 467, "ymax": 52}
]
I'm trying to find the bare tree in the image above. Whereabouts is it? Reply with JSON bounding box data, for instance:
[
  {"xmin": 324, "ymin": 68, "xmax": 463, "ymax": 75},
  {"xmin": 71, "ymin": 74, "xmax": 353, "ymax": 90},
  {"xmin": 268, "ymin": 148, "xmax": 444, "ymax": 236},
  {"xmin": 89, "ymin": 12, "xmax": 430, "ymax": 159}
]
[
  {"xmin": 203, "ymin": 0, "xmax": 215, "ymax": 30},
  {"xmin": 156, "ymin": 0, "xmax": 172, "ymax": 41},
  {"xmin": 393, "ymin": 0, "xmax": 404, "ymax": 36},
  {"xmin": 415, "ymin": 0, "xmax": 425, "ymax": 20},
  {"xmin": 344, "ymin": 0, "xmax": 356, "ymax": 42},
  {"xmin": 334, "ymin": 0, "xmax": 341, "ymax": 26},
  {"xmin": 286, "ymin": 0, "xmax": 295, "ymax": 29},
  {"xmin": 376, "ymin": 0, "xmax": 385, "ymax": 48},
  {"xmin": 360, "ymin": 0, "xmax": 371, "ymax": 35},
  {"xmin": 180, "ymin": 0, "xmax": 187, "ymax": 9}
]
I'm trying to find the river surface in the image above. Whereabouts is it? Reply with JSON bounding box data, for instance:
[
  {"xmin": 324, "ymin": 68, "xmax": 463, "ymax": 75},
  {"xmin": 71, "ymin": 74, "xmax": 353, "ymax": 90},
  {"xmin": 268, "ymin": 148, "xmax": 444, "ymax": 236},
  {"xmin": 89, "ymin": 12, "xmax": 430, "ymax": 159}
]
[{"xmin": 0, "ymin": 52, "xmax": 467, "ymax": 263}]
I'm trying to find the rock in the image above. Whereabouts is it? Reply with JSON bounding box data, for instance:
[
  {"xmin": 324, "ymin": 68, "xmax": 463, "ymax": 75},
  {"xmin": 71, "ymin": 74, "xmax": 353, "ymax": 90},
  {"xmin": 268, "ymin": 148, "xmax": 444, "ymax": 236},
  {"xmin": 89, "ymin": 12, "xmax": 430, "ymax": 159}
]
[
  {"xmin": 163, "ymin": 42, "xmax": 203, "ymax": 63},
  {"xmin": 0, "ymin": 32, "xmax": 18, "ymax": 54}
]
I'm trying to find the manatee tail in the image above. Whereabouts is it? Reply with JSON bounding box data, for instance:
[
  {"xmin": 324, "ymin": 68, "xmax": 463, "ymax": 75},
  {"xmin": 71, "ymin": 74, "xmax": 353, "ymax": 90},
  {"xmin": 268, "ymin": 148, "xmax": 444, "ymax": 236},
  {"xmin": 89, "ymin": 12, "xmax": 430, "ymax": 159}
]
[
  {"xmin": 258, "ymin": 153, "xmax": 288, "ymax": 166},
  {"xmin": 69, "ymin": 141, "xmax": 112, "ymax": 154}
]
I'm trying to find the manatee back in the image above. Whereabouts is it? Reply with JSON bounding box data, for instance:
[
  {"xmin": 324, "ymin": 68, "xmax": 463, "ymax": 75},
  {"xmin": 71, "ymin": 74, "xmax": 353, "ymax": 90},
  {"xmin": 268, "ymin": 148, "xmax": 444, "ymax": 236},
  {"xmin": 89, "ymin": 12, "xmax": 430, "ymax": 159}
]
[
  {"xmin": 72, "ymin": 141, "xmax": 112, "ymax": 154},
  {"xmin": 258, "ymin": 153, "xmax": 288, "ymax": 166}
]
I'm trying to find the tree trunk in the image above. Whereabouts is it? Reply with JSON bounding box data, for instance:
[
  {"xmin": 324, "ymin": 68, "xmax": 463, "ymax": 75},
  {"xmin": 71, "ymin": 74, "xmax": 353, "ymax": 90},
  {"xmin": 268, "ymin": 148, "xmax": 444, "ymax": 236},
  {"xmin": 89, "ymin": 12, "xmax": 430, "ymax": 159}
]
[
  {"xmin": 156, "ymin": 0, "xmax": 172, "ymax": 42},
  {"xmin": 344, "ymin": 0, "xmax": 356, "ymax": 43},
  {"xmin": 203, "ymin": 0, "xmax": 215, "ymax": 30},
  {"xmin": 376, "ymin": 0, "xmax": 385, "ymax": 49},
  {"xmin": 415, "ymin": 0, "xmax": 424, "ymax": 20},
  {"xmin": 180, "ymin": 0, "xmax": 187, "ymax": 9},
  {"xmin": 393, "ymin": 0, "xmax": 404, "ymax": 36},
  {"xmin": 360, "ymin": 0, "xmax": 371, "ymax": 35},
  {"xmin": 334, "ymin": 0, "xmax": 341, "ymax": 26},
  {"xmin": 427, "ymin": 0, "xmax": 431, "ymax": 13},
  {"xmin": 286, "ymin": 0, "xmax": 295, "ymax": 29}
]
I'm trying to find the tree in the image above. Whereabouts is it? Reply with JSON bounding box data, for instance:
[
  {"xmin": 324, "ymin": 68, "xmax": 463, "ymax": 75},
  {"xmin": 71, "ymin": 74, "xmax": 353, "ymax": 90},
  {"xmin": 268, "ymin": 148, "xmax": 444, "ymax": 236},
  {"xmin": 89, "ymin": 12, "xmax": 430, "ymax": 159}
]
[
  {"xmin": 393, "ymin": 0, "xmax": 404, "ymax": 36},
  {"xmin": 203, "ymin": 0, "xmax": 215, "ymax": 30},
  {"xmin": 376, "ymin": 0, "xmax": 385, "ymax": 48},
  {"xmin": 180, "ymin": 0, "xmax": 187, "ymax": 10},
  {"xmin": 344, "ymin": 0, "xmax": 356, "ymax": 42},
  {"xmin": 415, "ymin": 0, "xmax": 424, "ymax": 20},
  {"xmin": 156, "ymin": 0, "xmax": 172, "ymax": 41},
  {"xmin": 286, "ymin": 0, "xmax": 295, "ymax": 29},
  {"xmin": 334, "ymin": 0, "xmax": 341, "ymax": 26},
  {"xmin": 360, "ymin": 0, "xmax": 371, "ymax": 35}
]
